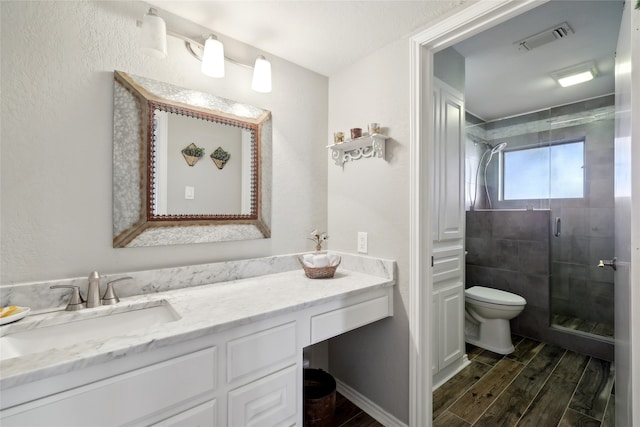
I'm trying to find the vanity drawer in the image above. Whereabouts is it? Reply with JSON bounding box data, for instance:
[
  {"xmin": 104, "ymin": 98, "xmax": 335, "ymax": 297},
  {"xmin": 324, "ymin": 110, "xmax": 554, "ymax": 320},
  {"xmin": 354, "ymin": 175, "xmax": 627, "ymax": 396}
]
[
  {"xmin": 310, "ymin": 295, "xmax": 390, "ymax": 344},
  {"xmin": 227, "ymin": 321, "xmax": 297, "ymax": 384},
  {"xmin": 1, "ymin": 347, "xmax": 217, "ymax": 427},
  {"xmin": 228, "ymin": 364, "xmax": 297, "ymax": 427}
]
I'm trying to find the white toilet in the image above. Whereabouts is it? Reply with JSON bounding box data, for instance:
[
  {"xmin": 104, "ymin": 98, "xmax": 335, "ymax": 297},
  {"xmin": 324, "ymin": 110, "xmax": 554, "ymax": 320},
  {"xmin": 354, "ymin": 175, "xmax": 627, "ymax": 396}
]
[{"xmin": 464, "ymin": 286, "xmax": 526, "ymax": 354}]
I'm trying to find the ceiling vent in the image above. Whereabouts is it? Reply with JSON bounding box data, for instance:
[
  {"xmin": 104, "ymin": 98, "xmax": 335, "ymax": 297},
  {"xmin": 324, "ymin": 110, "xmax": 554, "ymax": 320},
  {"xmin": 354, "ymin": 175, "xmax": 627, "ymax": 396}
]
[{"xmin": 515, "ymin": 22, "xmax": 573, "ymax": 52}]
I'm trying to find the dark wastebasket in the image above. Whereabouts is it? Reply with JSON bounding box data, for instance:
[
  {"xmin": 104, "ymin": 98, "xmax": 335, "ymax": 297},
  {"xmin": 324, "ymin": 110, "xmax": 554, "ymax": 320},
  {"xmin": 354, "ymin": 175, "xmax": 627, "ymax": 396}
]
[{"xmin": 303, "ymin": 368, "xmax": 336, "ymax": 427}]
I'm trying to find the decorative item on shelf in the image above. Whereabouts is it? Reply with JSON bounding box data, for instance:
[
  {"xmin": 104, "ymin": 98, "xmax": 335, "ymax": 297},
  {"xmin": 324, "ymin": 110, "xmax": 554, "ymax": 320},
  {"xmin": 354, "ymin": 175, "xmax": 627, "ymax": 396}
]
[
  {"xmin": 333, "ymin": 132, "xmax": 345, "ymax": 144},
  {"xmin": 308, "ymin": 229, "xmax": 328, "ymax": 251},
  {"xmin": 210, "ymin": 146, "xmax": 230, "ymax": 169},
  {"xmin": 327, "ymin": 134, "xmax": 390, "ymax": 166},
  {"xmin": 298, "ymin": 254, "xmax": 341, "ymax": 279},
  {"xmin": 181, "ymin": 143, "xmax": 205, "ymax": 166},
  {"xmin": 368, "ymin": 122, "xmax": 381, "ymax": 135},
  {"xmin": 350, "ymin": 128, "xmax": 362, "ymax": 139}
]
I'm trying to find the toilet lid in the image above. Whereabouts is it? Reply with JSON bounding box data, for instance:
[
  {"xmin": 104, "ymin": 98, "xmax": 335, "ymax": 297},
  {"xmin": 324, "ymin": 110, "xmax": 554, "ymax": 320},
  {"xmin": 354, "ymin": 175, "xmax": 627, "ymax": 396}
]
[{"xmin": 465, "ymin": 286, "xmax": 526, "ymax": 306}]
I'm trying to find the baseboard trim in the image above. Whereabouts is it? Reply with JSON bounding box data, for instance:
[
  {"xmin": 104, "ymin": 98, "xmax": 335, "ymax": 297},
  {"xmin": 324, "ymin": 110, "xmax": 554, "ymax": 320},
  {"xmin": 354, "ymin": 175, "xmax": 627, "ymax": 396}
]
[{"xmin": 335, "ymin": 378, "xmax": 408, "ymax": 427}]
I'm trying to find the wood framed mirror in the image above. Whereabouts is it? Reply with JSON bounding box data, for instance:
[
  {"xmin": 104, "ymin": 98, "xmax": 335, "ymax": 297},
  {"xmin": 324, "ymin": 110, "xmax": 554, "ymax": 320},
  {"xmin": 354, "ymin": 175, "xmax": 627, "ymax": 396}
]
[{"xmin": 112, "ymin": 71, "xmax": 271, "ymax": 247}]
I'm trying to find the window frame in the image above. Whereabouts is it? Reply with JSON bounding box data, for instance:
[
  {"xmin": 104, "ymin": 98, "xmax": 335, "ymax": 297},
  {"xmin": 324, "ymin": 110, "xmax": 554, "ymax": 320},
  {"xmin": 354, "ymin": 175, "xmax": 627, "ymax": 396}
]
[{"xmin": 501, "ymin": 138, "xmax": 586, "ymax": 201}]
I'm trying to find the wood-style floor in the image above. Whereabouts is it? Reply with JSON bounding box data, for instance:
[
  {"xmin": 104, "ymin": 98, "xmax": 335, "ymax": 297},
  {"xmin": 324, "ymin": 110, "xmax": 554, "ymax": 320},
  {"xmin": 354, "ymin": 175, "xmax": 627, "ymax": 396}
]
[
  {"xmin": 433, "ymin": 336, "xmax": 615, "ymax": 427},
  {"xmin": 333, "ymin": 335, "xmax": 614, "ymax": 426}
]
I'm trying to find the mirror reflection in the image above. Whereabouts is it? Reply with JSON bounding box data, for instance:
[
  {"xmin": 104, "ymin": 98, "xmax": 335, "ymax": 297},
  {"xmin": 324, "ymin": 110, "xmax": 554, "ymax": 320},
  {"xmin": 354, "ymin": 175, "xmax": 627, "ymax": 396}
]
[
  {"xmin": 112, "ymin": 71, "xmax": 272, "ymax": 248},
  {"xmin": 152, "ymin": 109, "xmax": 253, "ymax": 216}
]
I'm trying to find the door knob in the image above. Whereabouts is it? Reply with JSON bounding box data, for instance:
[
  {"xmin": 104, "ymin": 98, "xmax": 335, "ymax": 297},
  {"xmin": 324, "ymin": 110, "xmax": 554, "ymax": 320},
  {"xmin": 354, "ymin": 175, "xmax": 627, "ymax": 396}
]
[{"xmin": 597, "ymin": 258, "xmax": 617, "ymax": 271}]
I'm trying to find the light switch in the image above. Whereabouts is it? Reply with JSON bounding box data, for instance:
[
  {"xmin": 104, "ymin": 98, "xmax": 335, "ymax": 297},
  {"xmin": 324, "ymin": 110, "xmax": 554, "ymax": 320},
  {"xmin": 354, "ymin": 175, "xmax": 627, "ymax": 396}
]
[
  {"xmin": 185, "ymin": 186, "xmax": 195, "ymax": 200},
  {"xmin": 357, "ymin": 232, "xmax": 368, "ymax": 253}
]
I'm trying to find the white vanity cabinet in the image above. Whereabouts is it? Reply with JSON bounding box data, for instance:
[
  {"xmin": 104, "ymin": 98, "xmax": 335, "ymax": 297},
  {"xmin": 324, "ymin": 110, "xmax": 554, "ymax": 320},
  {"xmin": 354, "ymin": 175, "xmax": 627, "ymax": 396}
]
[
  {"xmin": 1, "ymin": 319, "xmax": 302, "ymax": 427},
  {"xmin": 431, "ymin": 78, "xmax": 468, "ymax": 387},
  {"xmin": 0, "ymin": 281, "xmax": 393, "ymax": 427},
  {"xmin": 225, "ymin": 320, "xmax": 300, "ymax": 427},
  {"xmin": 0, "ymin": 344, "xmax": 220, "ymax": 426}
]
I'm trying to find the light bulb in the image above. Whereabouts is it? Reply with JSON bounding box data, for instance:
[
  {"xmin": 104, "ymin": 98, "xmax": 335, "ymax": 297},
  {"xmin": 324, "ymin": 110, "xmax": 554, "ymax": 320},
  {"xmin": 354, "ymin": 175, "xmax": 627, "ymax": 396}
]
[
  {"xmin": 251, "ymin": 55, "xmax": 272, "ymax": 93},
  {"xmin": 140, "ymin": 8, "xmax": 167, "ymax": 59},
  {"xmin": 201, "ymin": 36, "xmax": 225, "ymax": 78}
]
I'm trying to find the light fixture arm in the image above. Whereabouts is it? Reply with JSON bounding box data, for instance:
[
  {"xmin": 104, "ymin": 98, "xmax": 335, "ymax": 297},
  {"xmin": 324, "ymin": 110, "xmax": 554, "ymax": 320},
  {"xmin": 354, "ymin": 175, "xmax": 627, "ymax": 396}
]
[{"xmin": 136, "ymin": 20, "xmax": 256, "ymax": 70}]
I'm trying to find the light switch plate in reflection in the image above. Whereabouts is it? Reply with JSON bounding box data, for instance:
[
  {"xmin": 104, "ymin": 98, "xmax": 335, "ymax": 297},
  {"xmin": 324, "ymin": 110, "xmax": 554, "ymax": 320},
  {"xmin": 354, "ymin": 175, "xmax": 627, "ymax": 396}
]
[{"xmin": 185, "ymin": 186, "xmax": 195, "ymax": 200}]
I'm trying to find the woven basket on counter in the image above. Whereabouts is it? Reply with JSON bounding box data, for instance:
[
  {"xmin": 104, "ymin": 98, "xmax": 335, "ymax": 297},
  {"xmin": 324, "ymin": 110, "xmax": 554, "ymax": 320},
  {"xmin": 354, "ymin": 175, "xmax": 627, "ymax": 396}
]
[{"xmin": 298, "ymin": 256, "xmax": 341, "ymax": 279}]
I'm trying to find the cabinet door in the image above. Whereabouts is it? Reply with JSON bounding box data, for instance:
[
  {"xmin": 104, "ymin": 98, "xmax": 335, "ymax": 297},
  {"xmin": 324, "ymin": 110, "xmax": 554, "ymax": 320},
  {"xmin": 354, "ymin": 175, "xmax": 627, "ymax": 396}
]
[
  {"xmin": 228, "ymin": 365, "xmax": 297, "ymax": 427},
  {"xmin": 432, "ymin": 86, "xmax": 441, "ymax": 238},
  {"xmin": 438, "ymin": 284, "xmax": 465, "ymax": 370},
  {"xmin": 434, "ymin": 79, "xmax": 465, "ymax": 241}
]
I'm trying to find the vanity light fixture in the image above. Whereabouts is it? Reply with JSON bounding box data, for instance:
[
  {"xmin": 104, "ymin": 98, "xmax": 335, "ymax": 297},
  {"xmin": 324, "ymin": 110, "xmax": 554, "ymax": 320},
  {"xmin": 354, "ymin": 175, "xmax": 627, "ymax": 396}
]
[
  {"xmin": 140, "ymin": 8, "xmax": 167, "ymax": 59},
  {"xmin": 137, "ymin": 8, "xmax": 272, "ymax": 93},
  {"xmin": 551, "ymin": 62, "xmax": 597, "ymax": 87}
]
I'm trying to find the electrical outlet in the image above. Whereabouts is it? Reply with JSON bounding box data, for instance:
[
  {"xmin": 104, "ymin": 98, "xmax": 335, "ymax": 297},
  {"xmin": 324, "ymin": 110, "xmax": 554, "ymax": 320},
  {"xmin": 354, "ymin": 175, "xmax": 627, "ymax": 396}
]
[
  {"xmin": 185, "ymin": 186, "xmax": 195, "ymax": 200},
  {"xmin": 357, "ymin": 232, "xmax": 368, "ymax": 253}
]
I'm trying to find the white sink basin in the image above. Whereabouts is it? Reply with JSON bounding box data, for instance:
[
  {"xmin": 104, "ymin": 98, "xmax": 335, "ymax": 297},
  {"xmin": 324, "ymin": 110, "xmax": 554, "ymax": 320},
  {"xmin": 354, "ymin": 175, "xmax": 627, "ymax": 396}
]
[{"xmin": 0, "ymin": 302, "xmax": 180, "ymax": 361}]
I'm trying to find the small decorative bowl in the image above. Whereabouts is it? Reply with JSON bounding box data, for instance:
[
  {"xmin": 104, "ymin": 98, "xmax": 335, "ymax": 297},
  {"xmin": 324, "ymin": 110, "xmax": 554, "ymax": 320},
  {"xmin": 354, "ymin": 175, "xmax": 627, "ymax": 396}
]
[{"xmin": 298, "ymin": 256, "xmax": 341, "ymax": 279}]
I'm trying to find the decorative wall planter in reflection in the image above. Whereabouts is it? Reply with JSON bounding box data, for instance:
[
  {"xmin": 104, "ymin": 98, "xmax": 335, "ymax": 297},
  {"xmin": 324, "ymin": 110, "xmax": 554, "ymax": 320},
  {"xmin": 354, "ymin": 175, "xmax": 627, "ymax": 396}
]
[
  {"xmin": 211, "ymin": 146, "xmax": 231, "ymax": 170},
  {"xmin": 181, "ymin": 143, "xmax": 205, "ymax": 166}
]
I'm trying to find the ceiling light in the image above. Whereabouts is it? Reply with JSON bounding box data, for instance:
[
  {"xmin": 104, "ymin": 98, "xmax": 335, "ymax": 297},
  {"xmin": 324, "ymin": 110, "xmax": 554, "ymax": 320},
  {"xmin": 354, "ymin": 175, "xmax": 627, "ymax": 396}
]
[
  {"xmin": 251, "ymin": 56, "xmax": 272, "ymax": 93},
  {"xmin": 551, "ymin": 62, "xmax": 597, "ymax": 87},
  {"xmin": 201, "ymin": 35, "xmax": 225, "ymax": 78},
  {"xmin": 140, "ymin": 8, "xmax": 167, "ymax": 59}
]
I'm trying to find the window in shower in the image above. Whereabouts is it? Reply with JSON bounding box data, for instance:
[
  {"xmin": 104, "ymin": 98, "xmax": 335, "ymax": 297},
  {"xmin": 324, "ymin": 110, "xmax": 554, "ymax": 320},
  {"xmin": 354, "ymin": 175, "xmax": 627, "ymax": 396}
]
[{"xmin": 503, "ymin": 140, "xmax": 584, "ymax": 200}]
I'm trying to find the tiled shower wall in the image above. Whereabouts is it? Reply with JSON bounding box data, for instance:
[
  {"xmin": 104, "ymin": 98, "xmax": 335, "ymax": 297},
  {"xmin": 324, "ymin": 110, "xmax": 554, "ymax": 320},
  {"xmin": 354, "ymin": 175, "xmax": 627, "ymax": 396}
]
[{"xmin": 466, "ymin": 210, "xmax": 550, "ymax": 341}]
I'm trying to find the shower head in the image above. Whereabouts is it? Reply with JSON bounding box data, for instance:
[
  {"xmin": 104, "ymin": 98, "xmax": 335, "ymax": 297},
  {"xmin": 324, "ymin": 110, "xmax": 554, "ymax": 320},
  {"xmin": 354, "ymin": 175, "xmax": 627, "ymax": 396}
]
[{"xmin": 490, "ymin": 142, "xmax": 507, "ymax": 154}]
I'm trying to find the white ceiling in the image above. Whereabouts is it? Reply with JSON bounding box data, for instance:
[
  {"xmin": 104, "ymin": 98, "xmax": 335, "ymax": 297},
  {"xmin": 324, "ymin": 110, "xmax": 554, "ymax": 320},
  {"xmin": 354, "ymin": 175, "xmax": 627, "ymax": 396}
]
[
  {"xmin": 149, "ymin": 0, "xmax": 624, "ymax": 122},
  {"xmin": 149, "ymin": 0, "xmax": 465, "ymax": 77},
  {"xmin": 453, "ymin": 0, "xmax": 624, "ymax": 121}
]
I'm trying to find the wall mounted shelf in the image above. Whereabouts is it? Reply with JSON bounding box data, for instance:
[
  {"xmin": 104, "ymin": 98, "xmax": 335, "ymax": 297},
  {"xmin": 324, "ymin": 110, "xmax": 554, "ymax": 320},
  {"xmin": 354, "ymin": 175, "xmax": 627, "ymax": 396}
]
[{"xmin": 327, "ymin": 134, "xmax": 389, "ymax": 166}]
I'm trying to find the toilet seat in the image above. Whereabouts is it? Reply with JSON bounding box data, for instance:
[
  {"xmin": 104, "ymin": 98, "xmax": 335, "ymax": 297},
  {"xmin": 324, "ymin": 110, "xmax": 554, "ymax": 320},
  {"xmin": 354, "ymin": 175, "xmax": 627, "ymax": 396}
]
[{"xmin": 466, "ymin": 286, "xmax": 526, "ymax": 306}]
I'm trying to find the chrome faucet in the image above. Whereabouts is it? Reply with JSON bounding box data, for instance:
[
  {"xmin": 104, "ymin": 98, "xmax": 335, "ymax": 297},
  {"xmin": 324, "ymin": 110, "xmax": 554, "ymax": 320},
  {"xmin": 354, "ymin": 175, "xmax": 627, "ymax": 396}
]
[
  {"xmin": 86, "ymin": 271, "xmax": 102, "ymax": 308},
  {"xmin": 51, "ymin": 272, "xmax": 129, "ymax": 311}
]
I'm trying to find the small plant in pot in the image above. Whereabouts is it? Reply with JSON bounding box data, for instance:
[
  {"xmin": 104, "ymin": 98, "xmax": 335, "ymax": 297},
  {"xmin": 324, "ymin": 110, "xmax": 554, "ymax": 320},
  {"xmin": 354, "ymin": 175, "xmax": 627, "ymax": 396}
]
[
  {"xmin": 211, "ymin": 146, "xmax": 231, "ymax": 169},
  {"xmin": 181, "ymin": 143, "xmax": 205, "ymax": 166}
]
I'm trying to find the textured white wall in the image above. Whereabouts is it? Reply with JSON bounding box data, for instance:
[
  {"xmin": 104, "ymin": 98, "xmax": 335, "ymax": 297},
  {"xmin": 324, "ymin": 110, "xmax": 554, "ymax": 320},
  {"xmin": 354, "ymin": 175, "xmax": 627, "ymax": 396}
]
[
  {"xmin": 0, "ymin": 1, "xmax": 328, "ymax": 283},
  {"xmin": 327, "ymin": 37, "xmax": 411, "ymax": 422}
]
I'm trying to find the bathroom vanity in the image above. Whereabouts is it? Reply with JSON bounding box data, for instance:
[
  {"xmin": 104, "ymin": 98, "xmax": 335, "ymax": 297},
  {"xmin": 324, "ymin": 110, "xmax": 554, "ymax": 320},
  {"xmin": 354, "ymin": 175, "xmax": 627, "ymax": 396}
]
[{"xmin": 0, "ymin": 253, "xmax": 395, "ymax": 426}]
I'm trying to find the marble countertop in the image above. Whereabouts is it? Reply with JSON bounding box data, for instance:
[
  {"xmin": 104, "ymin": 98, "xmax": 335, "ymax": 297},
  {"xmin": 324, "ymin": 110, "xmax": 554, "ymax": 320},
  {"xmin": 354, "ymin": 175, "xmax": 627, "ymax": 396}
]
[{"xmin": 0, "ymin": 267, "xmax": 394, "ymax": 390}]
